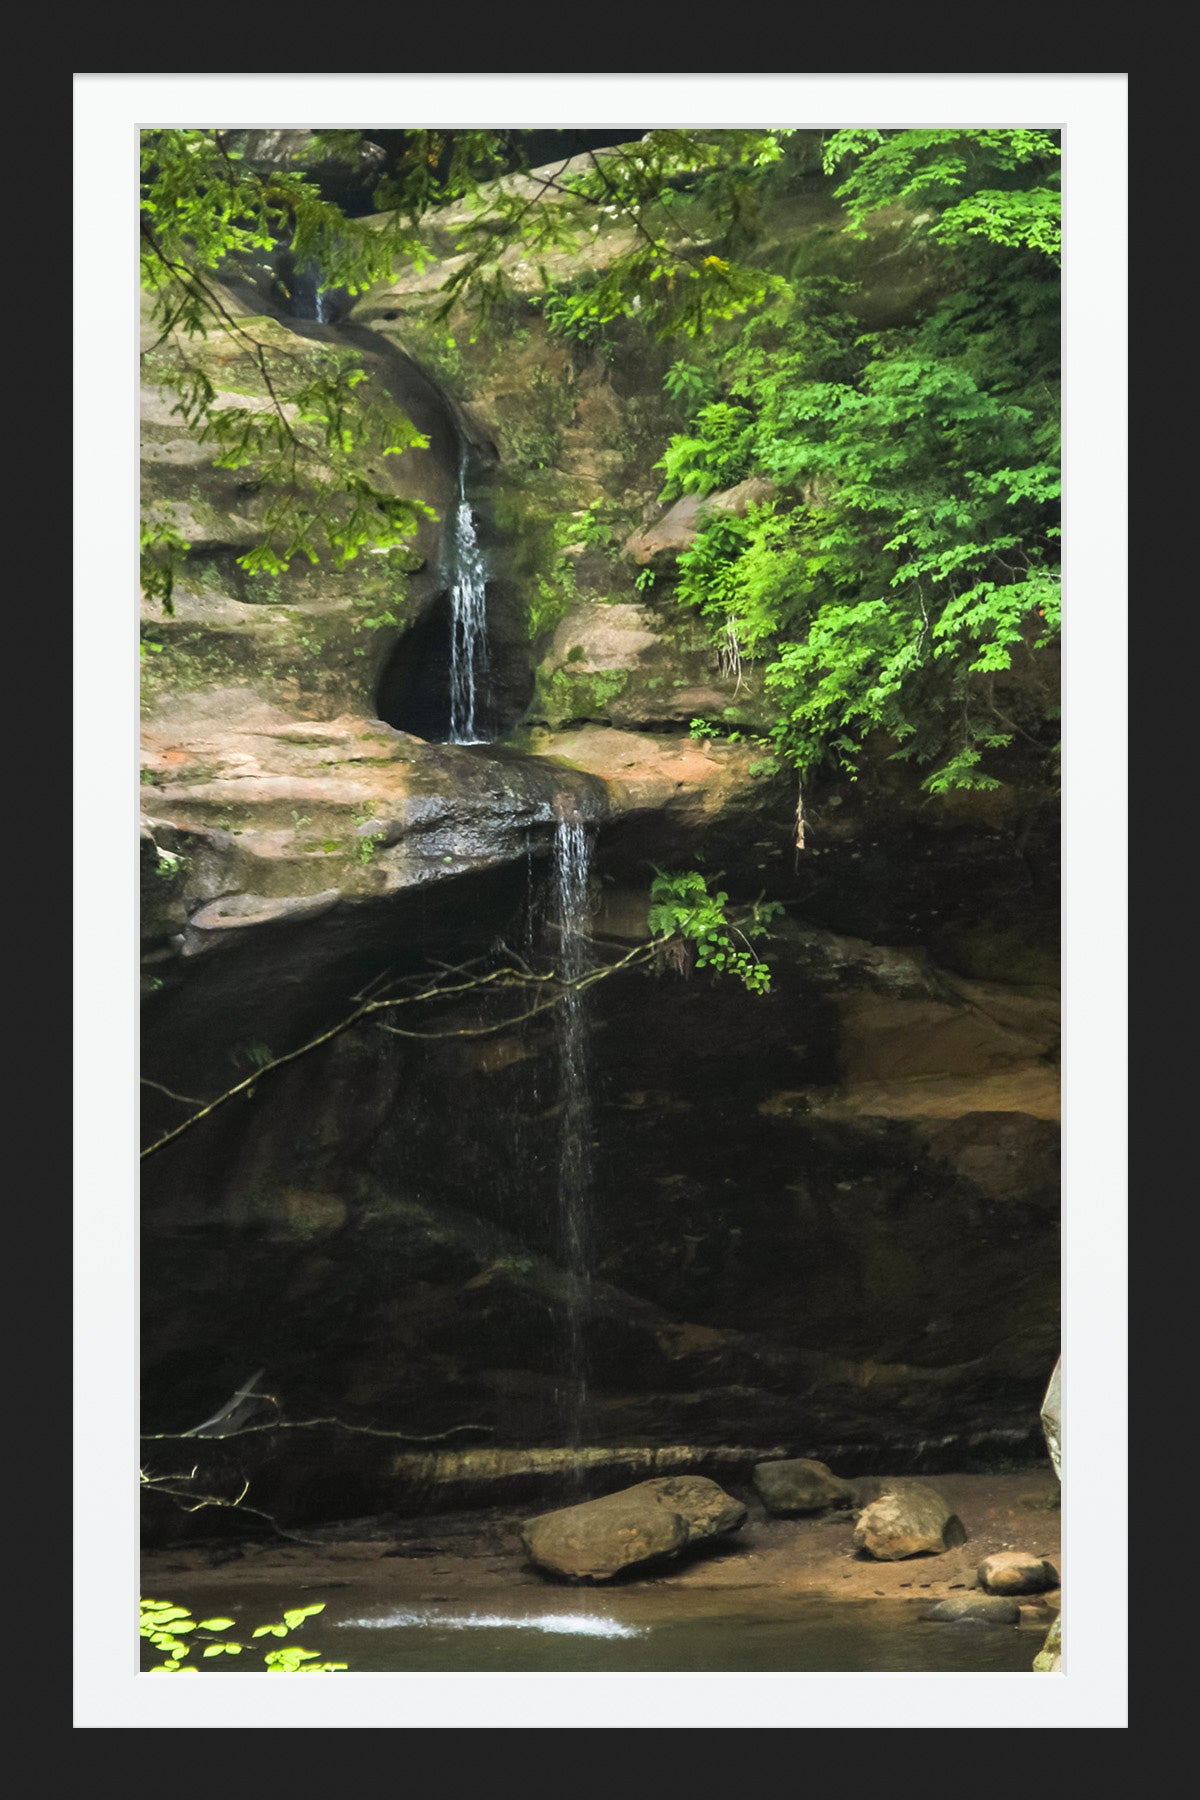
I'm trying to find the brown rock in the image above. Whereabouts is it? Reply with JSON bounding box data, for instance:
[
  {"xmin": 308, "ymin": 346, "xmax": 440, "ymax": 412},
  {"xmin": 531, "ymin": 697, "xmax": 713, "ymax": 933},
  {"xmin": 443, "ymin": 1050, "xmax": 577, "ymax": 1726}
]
[
  {"xmin": 752, "ymin": 1457, "xmax": 853, "ymax": 1516},
  {"xmin": 521, "ymin": 1475, "xmax": 746, "ymax": 1581},
  {"xmin": 853, "ymin": 1481, "xmax": 967, "ymax": 1561},
  {"xmin": 622, "ymin": 477, "xmax": 777, "ymax": 565},
  {"xmin": 623, "ymin": 492, "xmax": 707, "ymax": 563},
  {"xmin": 977, "ymin": 1551, "xmax": 1059, "ymax": 1595}
]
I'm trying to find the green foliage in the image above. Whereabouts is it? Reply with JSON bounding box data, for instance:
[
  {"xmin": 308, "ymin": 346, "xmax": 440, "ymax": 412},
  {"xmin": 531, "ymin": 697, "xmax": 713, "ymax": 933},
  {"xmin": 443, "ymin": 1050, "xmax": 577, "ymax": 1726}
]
[
  {"xmin": 686, "ymin": 716, "xmax": 754, "ymax": 746},
  {"xmin": 350, "ymin": 806, "xmax": 387, "ymax": 865},
  {"xmin": 140, "ymin": 130, "xmax": 448, "ymax": 601},
  {"xmin": 822, "ymin": 127, "xmax": 1061, "ymax": 261},
  {"xmin": 655, "ymin": 130, "xmax": 1060, "ymax": 792},
  {"xmin": 662, "ymin": 358, "xmax": 715, "ymax": 415},
  {"xmin": 140, "ymin": 127, "xmax": 1059, "ymax": 794},
  {"xmin": 648, "ymin": 870, "xmax": 781, "ymax": 994},
  {"xmin": 674, "ymin": 510, "xmax": 755, "ymax": 630},
  {"xmin": 570, "ymin": 502, "xmax": 620, "ymax": 554},
  {"xmin": 655, "ymin": 401, "xmax": 755, "ymax": 499},
  {"xmin": 141, "ymin": 1596, "xmax": 347, "ymax": 1673},
  {"xmin": 139, "ymin": 127, "xmax": 792, "ymax": 615},
  {"xmin": 542, "ymin": 283, "xmax": 615, "ymax": 352},
  {"xmin": 535, "ymin": 664, "xmax": 629, "ymax": 728},
  {"xmin": 140, "ymin": 519, "xmax": 189, "ymax": 614},
  {"xmin": 165, "ymin": 335, "xmax": 435, "ymax": 582},
  {"xmin": 154, "ymin": 848, "xmax": 188, "ymax": 881},
  {"xmin": 355, "ymin": 832, "xmax": 385, "ymax": 865},
  {"xmin": 447, "ymin": 132, "xmax": 791, "ymax": 343}
]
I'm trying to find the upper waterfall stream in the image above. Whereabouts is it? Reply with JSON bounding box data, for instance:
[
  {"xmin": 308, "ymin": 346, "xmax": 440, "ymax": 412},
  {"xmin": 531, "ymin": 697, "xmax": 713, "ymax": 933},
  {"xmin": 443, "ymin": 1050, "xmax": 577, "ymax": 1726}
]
[{"xmin": 447, "ymin": 456, "xmax": 490, "ymax": 744}]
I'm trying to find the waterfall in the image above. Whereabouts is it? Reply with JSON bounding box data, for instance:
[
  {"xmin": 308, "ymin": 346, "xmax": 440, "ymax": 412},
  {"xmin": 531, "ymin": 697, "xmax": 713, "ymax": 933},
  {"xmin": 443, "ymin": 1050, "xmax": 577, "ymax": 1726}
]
[
  {"xmin": 447, "ymin": 457, "xmax": 490, "ymax": 744},
  {"xmin": 551, "ymin": 812, "xmax": 595, "ymax": 1466}
]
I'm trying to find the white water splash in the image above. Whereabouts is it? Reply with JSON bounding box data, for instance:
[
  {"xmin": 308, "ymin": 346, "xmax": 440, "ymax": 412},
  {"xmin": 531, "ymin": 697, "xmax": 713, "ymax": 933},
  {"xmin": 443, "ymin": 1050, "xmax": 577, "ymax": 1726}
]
[
  {"xmin": 345, "ymin": 1610, "xmax": 643, "ymax": 1638},
  {"xmin": 448, "ymin": 458, "xmax": 490, "ymax": 743}
]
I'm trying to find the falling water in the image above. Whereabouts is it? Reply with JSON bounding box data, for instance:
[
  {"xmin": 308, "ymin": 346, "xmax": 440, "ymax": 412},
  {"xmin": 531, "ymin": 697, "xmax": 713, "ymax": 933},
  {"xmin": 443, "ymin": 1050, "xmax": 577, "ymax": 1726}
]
[
  {"xmin": 552, "ymin": 812, "xmax": 595, "ymax": 1466},
  {"xmin": 447, "ymin": 458, "xmax": 490, "ymax": 744}
]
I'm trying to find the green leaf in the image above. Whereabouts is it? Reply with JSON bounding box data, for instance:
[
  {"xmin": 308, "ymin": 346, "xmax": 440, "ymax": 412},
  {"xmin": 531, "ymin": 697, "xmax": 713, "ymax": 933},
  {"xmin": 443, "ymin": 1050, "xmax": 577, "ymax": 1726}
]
[{"xmin": 198, "ymin": 1617, "xmax": 235, "ymax": 1630}]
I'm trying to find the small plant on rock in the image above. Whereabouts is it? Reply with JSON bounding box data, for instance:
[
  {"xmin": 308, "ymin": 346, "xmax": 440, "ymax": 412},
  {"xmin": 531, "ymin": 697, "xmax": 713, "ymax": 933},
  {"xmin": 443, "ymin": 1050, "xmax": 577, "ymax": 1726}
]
[{"xmin": 648, "ymin": 870, "xmax": 782, "ymax": 995}]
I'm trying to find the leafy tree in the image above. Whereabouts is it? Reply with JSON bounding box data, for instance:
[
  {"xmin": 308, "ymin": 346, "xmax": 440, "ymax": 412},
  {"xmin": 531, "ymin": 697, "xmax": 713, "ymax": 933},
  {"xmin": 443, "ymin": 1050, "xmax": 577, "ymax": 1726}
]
[
  {"xmin": 139, "ymin": 127, "xmax": 790, "ymax": 609},
  {"xmin": 657, "ymin": 128, "xmax": 1061, "ymax": 793},
  {"xmin": 141, "ymin": 125, "xmax": 1059, "ymax": 793}
]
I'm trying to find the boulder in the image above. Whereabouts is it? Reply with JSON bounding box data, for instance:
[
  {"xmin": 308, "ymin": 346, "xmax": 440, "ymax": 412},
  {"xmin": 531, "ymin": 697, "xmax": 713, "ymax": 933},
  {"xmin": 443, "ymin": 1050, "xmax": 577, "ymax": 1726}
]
[
  {"xmin": 920, "ymin": 1594, "xmax": 1020, "ymax": 1626},
  {"xmin": 977, "ymin": 1551, "xmax": 1059, "ymax": 1595},
  {"xmin": 752, "ymin": 1457, "xmax": 853, "ymax": 1516},
  {"xmin": 852, "ymin": 1481, "xmax": 967, "ymax": 1561},
  {"xmin": 521, "ymin": 1475, "xmax": 747, "ymax": 1581},
  {"xmin": 622, "ymin": 478, "xmax": 777, "ymax": 566}
]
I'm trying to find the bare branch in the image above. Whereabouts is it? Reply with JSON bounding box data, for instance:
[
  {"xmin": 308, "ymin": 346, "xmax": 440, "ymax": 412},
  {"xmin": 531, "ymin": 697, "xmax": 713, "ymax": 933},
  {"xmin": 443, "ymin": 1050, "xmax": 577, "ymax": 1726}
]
[
  {"xmin": 141, "ymin": 943, "xmax": 658, "ymax": 1161},
  {"xmin": 141, "ymin": 1077, "xmax": 210, "ymax": 1107},
  {"xmin": 140, "ymin": 1467, "xmax": 320, "ymax": 1543},
  {"xmin": 142, "ymin": 1416, "xmax": 494, "ymax": 1445}
]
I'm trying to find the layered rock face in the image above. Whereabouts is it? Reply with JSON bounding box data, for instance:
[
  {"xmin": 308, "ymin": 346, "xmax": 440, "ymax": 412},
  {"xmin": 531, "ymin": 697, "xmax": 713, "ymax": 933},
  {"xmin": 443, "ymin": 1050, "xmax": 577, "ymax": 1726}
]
[{"xmin": 140, "ymin": 143, "xmax": 1059, "ymax": 1531}]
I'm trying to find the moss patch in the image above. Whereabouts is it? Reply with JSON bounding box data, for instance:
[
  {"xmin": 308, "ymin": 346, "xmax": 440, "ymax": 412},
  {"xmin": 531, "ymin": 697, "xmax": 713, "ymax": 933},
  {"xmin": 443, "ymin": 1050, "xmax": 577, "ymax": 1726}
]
[{"xmin": 529, "ymin": 665, "xmax": 630, "ymax": 728}]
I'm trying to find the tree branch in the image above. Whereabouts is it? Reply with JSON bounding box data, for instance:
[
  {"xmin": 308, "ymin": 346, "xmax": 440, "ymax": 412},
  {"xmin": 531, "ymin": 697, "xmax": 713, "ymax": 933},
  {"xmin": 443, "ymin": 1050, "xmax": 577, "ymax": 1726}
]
[
  {"xmin": 140, "ymin": 942, "xmax": 657, "ymax": 1161},
  {"xmin": 142, "ymin": 1416, "xmax": 494, "ymax": 1445}
]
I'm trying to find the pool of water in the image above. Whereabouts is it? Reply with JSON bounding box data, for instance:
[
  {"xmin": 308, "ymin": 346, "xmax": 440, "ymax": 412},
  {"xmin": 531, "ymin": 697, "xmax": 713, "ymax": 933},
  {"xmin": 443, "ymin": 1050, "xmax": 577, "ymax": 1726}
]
[{"xmin": 142, "ymin": 1580, "xmax": 1046, "ymax": 1674}]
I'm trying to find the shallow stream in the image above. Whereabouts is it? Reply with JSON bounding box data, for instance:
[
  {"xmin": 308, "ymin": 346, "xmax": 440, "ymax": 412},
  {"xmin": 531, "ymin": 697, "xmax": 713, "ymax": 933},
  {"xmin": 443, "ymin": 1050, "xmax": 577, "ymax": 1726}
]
[{"xmin": 141, "ymin": 1578, "xmax": 1045, "ymax": 1674}]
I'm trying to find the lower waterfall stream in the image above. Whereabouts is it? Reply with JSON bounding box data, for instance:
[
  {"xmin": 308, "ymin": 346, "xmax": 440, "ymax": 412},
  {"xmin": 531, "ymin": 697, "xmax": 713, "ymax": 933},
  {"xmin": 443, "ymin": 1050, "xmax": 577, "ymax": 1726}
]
[{"xmin": 550, "ymin": 811, "xmax": 596, "ymax": 1472}]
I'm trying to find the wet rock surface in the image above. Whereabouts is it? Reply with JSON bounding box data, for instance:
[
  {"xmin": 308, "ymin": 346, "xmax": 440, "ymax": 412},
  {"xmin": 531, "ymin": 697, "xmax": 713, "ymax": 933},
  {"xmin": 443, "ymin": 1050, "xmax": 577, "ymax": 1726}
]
[
  {"xmin": 142, "ymin": 901, "xmax": 1059, "ymax": 1465},
  {"xmin": 920, "ymin": 1593, "xmax": 1021, "ymax": 1626}
]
